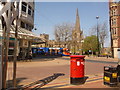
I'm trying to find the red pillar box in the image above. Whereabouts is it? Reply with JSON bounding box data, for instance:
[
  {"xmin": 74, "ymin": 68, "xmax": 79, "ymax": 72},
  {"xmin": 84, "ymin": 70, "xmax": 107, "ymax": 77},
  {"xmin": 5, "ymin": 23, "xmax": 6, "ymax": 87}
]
[{"xmin": 70, "ymin": 55, "xmax": 85, "ymax": 85}]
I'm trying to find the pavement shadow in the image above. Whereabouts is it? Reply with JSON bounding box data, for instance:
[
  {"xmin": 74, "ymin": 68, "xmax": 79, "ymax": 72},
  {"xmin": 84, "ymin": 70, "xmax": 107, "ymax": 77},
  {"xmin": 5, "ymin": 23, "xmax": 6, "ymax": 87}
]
[
  {"xmin": 83, "ymin": 76, "xmax": 89, "ymax": 84},
  {"xmin": 7, "ymin": 77, "xmax": 27, "ymax": 89},
  {"xmin": 22, "ymin": 73, "xmax": 65, "ymax": 90}
]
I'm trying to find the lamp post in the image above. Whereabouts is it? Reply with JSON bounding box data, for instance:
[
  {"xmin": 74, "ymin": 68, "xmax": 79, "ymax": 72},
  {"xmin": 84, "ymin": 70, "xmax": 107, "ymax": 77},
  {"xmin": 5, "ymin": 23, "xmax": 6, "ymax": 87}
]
[{"xmin": 96, "ymin": 16, "xmax": 100, "ymax": 56}]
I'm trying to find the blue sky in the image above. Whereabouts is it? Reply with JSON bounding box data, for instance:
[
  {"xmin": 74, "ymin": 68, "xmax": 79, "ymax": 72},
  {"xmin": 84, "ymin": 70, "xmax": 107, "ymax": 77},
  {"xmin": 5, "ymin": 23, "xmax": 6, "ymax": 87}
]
[{"xmin": 33, "ymin": 2, "xmax": 110, "ymax": 47}]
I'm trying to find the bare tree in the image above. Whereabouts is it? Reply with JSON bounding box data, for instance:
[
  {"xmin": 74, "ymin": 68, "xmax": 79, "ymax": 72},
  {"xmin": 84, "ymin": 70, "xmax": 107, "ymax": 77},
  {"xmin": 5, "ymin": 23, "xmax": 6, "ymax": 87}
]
[
  {"xmin": 99, "ymin": 22, "xmax": 108, "ymax": 49},
  {"xmin": 90, "ymin": 21, "xmax": 108, "ymax": 52},
  {"xmin": 54, "ymin": 23, "xmax": 74, "ymax": 48}
]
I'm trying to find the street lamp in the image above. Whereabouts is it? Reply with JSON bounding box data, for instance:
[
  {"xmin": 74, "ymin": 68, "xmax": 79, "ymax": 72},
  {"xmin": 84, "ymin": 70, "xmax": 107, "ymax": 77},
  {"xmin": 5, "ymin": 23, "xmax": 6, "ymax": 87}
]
[{"xmin": 96, "ymin": 16, "xmax": 100, "ymax": 56}]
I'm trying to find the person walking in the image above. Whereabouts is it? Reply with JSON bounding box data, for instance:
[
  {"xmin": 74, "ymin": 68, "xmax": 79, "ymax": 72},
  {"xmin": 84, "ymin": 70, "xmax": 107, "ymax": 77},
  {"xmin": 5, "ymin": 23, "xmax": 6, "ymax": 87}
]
[{"xmin": 29, "ymin": 50, "xmax": 32, "ymax": 61}]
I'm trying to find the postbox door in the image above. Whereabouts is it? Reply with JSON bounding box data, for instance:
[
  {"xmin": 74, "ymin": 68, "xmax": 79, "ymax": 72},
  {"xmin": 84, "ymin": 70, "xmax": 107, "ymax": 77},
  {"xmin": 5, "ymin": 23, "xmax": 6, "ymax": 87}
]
[{"xmin": 71, "ymin": 58, "xmax": 84, "ymax": 78}]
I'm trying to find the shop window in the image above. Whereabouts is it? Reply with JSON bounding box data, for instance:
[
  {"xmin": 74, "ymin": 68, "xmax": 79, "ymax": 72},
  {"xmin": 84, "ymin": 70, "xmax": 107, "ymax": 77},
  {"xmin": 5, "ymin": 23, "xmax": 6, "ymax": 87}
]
[
  {"xmin": 22, "ymin": 2, "xmax": 27, "ymax": 12},
  {"xmin": 28, "ymin": 5, "xmax": 32, "ymax": 15}
]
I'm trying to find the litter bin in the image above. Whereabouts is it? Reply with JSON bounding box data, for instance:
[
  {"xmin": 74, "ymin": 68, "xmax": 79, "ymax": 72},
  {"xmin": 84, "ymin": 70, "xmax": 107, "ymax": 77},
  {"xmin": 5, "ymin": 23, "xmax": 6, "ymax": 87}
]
[
  {"xmin": 104, "ymin": 66, "xmax": 118, "ymax": 87},
  {"xmin": 117, "ymin": 48, "xmax": 120, "ymax": 83},
  {"xmin": 70, "ymin": 55, "xmax": 85, "ymax": 85},
  {"xmin": 117, "ymin": 65, "xmax": 120, "ymax": 83}
]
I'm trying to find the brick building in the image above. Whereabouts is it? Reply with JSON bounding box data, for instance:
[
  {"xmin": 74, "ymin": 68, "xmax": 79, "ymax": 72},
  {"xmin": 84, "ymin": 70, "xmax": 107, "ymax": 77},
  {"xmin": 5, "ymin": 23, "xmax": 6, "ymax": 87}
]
[{"xmin": 109, "ymin": 0, "xmax": 120, "ymax": 58}]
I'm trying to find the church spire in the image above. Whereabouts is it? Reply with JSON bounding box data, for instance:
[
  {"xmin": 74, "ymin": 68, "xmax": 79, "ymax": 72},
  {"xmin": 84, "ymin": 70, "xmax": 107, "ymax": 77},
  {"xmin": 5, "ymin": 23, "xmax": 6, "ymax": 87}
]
[
  {"xmin": 75, "ymin": 8, "xmax": 81, "ymax": 32},
  {"xmin": 71, "ymin": 8, "xmax": 83, "ymax": 54}
]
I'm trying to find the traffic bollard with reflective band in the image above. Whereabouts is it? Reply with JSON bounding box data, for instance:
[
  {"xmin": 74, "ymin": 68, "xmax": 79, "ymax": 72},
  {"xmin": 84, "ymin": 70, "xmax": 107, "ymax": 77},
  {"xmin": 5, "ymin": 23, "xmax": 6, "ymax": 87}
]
[{"xmin": 70, "ymin": 55, "xmax": 85, "ymax": 85}]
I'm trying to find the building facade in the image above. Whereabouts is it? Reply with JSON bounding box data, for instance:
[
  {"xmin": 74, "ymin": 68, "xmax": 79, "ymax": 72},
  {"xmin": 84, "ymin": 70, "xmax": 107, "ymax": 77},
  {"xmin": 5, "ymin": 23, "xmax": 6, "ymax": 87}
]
[
  {"xmin": 0, "ymin": 1, "xmax": 43, "ymax": 60},
  {"xmin": 18, "ymin": 0, "xmax": 35, "ymax": 59},
  {"xmin": 33, "ymin": 33, "xmax": 49, "ymax": 47},
  {"xmin": 71, "ymin": 8, "xmax": 83, "ymax": 54},
  {"xmin": 33, "ymin": 33, "xmax": 64, "ymax": 48},
  {"xmin": 109, "ymin": 1, "xmax": 120, "ymax": 58}
]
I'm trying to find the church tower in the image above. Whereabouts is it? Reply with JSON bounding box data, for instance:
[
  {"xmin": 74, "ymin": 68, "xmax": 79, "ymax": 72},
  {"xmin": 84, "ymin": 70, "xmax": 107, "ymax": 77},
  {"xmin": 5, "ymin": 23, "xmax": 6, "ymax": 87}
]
[{"xmin": 72, "ymin": 8, "xmax": 83, "ymax": 54}]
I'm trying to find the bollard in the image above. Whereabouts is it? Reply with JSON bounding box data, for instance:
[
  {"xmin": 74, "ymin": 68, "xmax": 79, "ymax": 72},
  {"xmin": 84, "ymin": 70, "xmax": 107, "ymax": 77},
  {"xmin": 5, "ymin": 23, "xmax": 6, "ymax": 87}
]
[{"xmin": 70, "ymin": 55, "xmax": 85, "ymax": 85}]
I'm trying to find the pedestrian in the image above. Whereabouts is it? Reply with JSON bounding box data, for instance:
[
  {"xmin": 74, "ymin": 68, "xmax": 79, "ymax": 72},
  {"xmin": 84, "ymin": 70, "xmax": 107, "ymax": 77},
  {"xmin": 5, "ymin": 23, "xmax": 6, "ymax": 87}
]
[{"xmin": 29, "ymin": 50, "xmax": 32, "ymax": 61}]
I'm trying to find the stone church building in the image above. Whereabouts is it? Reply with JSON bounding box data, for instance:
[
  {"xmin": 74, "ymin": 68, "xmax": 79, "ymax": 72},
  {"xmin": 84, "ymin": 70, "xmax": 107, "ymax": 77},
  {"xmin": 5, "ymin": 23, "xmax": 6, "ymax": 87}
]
[{"xmin": 71, "ymin": 8, "xmax": 83, "ymax": 54}]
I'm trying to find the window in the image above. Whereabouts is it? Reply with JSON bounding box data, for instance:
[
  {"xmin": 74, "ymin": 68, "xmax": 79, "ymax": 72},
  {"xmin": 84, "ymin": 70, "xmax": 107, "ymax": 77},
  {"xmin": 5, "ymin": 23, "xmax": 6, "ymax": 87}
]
[
  {"xmin": 115, "ymin": 28, "xmax": 116, "ymax": 34},
  {"xmin": 22, "ymin": 2, "xmax": 27, "ymax": 12},
  {"xmin": 112, "ymin": 28, "xmax": 117, "ymax": 35},
  {"xmin": 111, "ymin": 19, "xmax": 113, "ymax": 26},
  {"xmin": 28, "ymin": 5, "xmax": 32, "ymax": 15},
  {"xmin": 113, "ymin": 19, "xmax": 116, "ymax": 25},
  {"xmin": 111, "ymin": 10, "xmax": 113, "ymax": 16},
  {"xmin": 111, "ymin": 19, "xmax": 116, "ymax": 26},
  {"xmin": 113, "ymin": 9, "xmax": 117, "ymax": 16},
  {"xmin": 115, "ymin": 28, "xmax": 117, "ymax": 35},
  {"xmin": 21, "ymin": 21, "xmax": 33, "ymax": 30},
  {"xmin": 21, "ymin": 21, "xmax": 25, "ymax": 28}
]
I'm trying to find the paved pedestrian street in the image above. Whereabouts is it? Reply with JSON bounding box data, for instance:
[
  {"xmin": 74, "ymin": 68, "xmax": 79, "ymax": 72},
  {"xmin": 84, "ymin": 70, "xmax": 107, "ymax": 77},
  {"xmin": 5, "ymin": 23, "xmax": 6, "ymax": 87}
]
[
  {"xmin": 7, "ymin": 56, "xmax": 119, "ymax": 89},
  {"xmin": 41, "ymin": 74, "xmax": 104, "ymax": 89}
]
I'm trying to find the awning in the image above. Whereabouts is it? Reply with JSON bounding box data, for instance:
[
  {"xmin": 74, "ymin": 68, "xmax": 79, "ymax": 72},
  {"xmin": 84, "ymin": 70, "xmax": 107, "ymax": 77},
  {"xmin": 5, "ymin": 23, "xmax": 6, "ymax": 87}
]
[{"xmin": 0, "ymin": 25, "xmax": 45, "ymax": 43}]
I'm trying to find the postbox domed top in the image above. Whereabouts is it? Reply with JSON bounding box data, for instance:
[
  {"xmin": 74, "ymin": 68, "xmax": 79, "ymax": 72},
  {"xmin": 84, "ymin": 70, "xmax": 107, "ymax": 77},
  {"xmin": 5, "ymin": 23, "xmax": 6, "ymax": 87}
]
[{"xmin": 70, "ymin": 55, "xmax": 85, "ymax": 58}]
